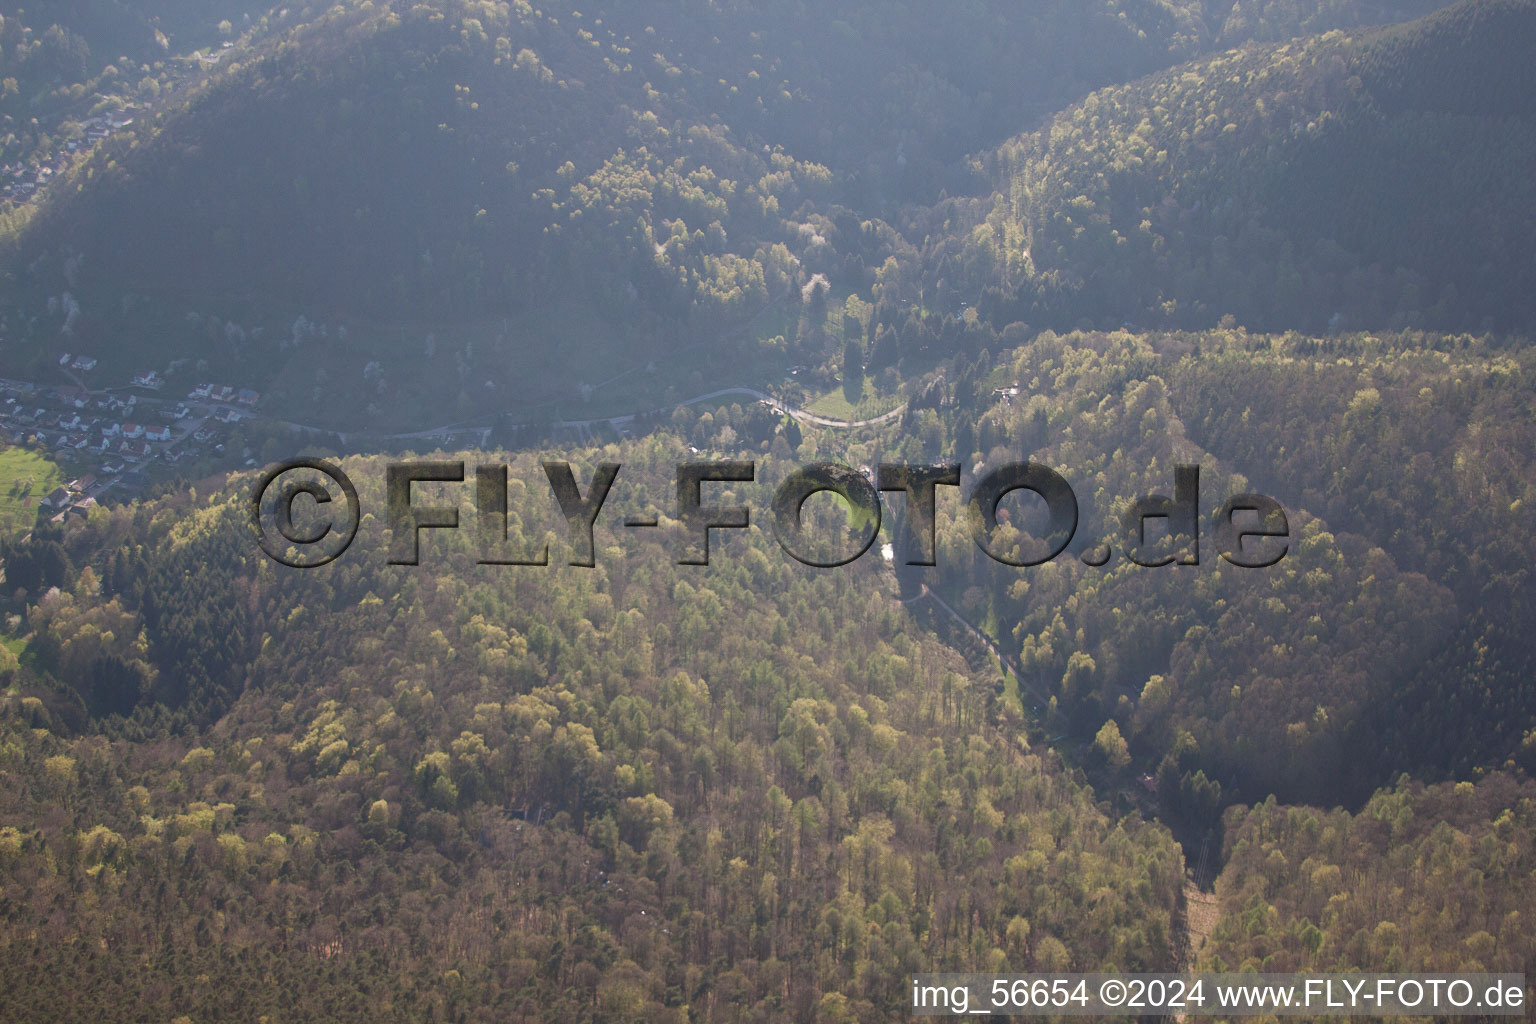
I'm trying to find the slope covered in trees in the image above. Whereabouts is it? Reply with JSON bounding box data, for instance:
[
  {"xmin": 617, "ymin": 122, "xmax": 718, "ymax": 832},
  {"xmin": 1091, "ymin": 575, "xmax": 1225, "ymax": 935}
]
[
  {"xmin": 2, "ymin": 0, "xmax": 1534, "ymax": 1014},
  {"xmin": 949, "ymin": 0, "xmax": 1536, "ymax": 335},
  {"xmin": 840, "ymin": 323, "xmax": 1536, "ymax": 826},
  {"xmin": 0, "ymin": 1, "xmax": 259, "ymax": 163},
  {"xmin": 1169, "ymin": 331, "xmax": 1536, "ymax": 782},
  {"xmin": 1202, "ymin": 773, "xmax": 1536, "ymax": 977},
  {"xmin": 0, "ymin": 441, "xmax": 1184, "ymax": 1021},
  {"xmin": 0, "ymin": 0, "xmax": 1464, "ymax": 397}
]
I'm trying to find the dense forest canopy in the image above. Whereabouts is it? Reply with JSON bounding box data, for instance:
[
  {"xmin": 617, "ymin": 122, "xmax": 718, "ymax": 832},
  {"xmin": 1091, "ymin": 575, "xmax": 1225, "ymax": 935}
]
[
  {"xmin": 1205, "ymin": 774, "xmax": 1536, "ymax": 974},
  {"xmin": 954, "ymin": 0, "xmax": 1536, "ymax": 335},
  {"xmin": 0, "ymin": 445, "xmax": 1186, "ymax": 1019},
  {"xmin": 0, "ymin": 0, "xmax": 1505, "ymax": 403},
  {"xmin": 1, "ymin": 0, "xmax": 1534, "ymax": 1020}
]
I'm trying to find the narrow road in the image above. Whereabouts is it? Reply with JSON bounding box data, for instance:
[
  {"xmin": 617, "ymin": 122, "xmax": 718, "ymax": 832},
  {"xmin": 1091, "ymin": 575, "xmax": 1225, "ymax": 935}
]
[
  {"xmin": 316, "ymin": 386, "xmax": 906, "ymax": 442},
  {"xmin": 639, "ymin": 386, "xmax": 906, "ymax": 429}
]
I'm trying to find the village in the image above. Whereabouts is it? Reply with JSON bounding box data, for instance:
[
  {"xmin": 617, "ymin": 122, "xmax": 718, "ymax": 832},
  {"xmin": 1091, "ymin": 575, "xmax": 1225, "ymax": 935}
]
[
  {"xmin": 1, "ymin": 38, "xmax": 215, "ymax": 210},
  {"xmin": 0, "ymin": 353, "xmax": 262, "ymax": 523},
  {"xmin": 0, "ymin": 110, "xmax": 141, "ymax": 208}
]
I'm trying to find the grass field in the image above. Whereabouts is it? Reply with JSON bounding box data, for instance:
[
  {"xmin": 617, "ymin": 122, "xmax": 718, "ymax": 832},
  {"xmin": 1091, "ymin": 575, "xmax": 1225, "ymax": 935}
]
[
  {"xmin": 0, "ymin": 448, "xmax": 63, "ymax": 537},
  {"xmin": 804, "ymin": 378, "xmax": 902, "ymax": 421}
]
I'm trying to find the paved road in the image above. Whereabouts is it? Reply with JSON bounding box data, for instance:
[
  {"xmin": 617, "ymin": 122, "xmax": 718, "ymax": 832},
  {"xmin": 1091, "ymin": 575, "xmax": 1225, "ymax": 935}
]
[
  {"xmin": 627, "ymin": 386, "xmax": 906, "ymax": 429},
  {"xmin": 6, "ymin": 371, "xmax": 906, "ymax": 451},
  {"xmin": 366, "ymin": 386, "xmax": 906, "ymax": 441}
]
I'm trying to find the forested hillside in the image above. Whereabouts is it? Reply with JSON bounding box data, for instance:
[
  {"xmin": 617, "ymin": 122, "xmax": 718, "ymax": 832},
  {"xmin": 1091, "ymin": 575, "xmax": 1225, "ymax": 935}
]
[
  {"xmin": 1203, "ymin": 773, "xmax": 1536, "ymax": 975},
  {"xmin": 0, "ymin": 0, "xmax": 257, "ymax": 160},
  {"xmin": 0, "ymin": 442, "xmax": 1183, "ymax": 1021},
  {"xmin": 0, "ymin": 0, "xmax": 1469, "ymax": 396},
  {"xmin": 1170, "ymin": 332, "xmax": 1536, "ymax": 782},
  {"xmin": 887, "ymin": 326, "xmax": 1536, "ymax": 813},
  {"xmin": 950, "ymin": 0, "xmax": 1536, "ymax": 335},
  {"xmin": 1, "ymin": 0, "xmax": 1534, "ymax": 1017}
]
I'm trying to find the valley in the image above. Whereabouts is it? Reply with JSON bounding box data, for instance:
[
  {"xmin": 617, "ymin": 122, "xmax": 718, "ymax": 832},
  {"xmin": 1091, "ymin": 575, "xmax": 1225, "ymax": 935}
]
[{"xmin": 0, "ymin": 0, "xmax": 1532, "ymax": 1019}]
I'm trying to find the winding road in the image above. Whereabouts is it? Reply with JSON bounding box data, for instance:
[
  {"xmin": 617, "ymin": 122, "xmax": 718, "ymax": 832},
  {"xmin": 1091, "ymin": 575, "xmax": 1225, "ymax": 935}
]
[
  {"xmin": 623, "ymin": 386, "xmax": 907, "ymax": 429},
  {"xmin": 308, "ymin": 386, "xmax": 908, "ymax": 444}
]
